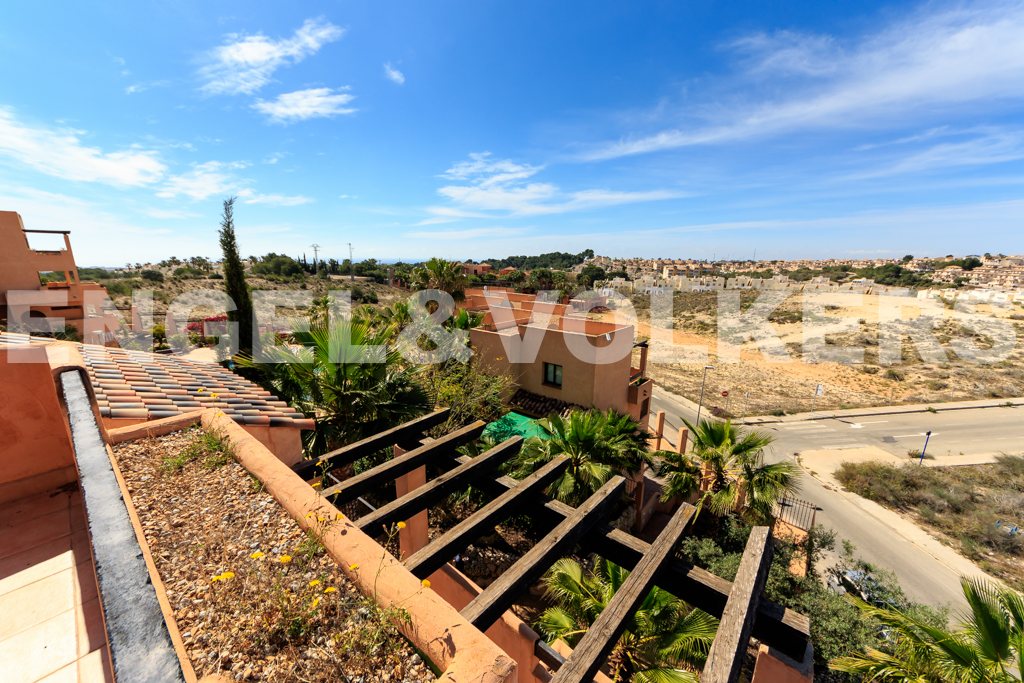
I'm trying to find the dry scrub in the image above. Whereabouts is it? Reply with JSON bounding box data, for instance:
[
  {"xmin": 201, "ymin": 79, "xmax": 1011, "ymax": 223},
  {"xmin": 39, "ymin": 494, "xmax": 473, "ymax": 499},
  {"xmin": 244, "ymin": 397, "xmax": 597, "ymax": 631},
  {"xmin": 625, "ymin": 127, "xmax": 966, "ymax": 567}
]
[
  {"xmin": 835, "ymin": 456, "xmax": 1024, "ymax": 589},
  {"xmin": 112, "ymin": 426, "xmax": 436, "ymax": 683}
]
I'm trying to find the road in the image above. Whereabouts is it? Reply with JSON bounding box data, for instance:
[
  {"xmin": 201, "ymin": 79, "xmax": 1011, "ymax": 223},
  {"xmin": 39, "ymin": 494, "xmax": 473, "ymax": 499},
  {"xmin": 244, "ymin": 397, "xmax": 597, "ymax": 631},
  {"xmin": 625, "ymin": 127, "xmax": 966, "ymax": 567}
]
[{"xmin": 650, "ymin": 388, "xmax": 1024, "ymax": 608}]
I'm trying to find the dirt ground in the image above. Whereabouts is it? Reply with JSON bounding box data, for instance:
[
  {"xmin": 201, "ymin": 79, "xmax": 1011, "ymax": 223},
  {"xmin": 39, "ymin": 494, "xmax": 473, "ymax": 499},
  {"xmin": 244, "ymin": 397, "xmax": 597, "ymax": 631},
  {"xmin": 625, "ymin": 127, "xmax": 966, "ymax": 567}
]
[{"xmin": 613, "ymin": 292, "xmax": 1024, "ymax": 416}]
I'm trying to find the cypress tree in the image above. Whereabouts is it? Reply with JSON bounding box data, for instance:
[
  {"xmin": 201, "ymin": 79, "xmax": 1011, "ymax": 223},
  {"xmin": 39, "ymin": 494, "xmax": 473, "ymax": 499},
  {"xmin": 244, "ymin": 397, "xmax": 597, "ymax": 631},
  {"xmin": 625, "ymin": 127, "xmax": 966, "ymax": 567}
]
[{"xmin": 218, "ymin": 197, "xmax": 253, "ymax": 356}]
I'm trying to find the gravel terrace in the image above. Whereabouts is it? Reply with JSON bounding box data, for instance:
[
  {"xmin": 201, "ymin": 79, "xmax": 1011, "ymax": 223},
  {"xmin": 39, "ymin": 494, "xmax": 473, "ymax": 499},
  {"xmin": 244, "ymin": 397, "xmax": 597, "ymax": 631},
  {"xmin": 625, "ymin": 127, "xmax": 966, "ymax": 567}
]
[{"xmin": 112, "ymin": 427, "xmax": 437, "ymax": 683}]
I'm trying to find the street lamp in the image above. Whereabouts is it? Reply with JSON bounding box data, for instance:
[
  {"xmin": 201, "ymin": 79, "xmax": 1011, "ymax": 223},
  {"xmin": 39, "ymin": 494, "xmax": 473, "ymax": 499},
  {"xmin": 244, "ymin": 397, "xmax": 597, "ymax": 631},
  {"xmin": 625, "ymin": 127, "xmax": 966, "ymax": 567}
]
[{"xmin": 695, "ymin": 365, "xmax": 714, "ymax": 425}]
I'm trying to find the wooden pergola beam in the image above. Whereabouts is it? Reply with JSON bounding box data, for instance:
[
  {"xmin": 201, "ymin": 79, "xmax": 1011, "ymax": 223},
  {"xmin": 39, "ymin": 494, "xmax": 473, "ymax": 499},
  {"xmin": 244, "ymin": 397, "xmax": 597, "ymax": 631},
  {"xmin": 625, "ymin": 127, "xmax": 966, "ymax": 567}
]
[
  {"xmin": 356, "ymin": 436, "xmax": 523, "ymax": 535},
  {"xmin": 701, "ymin": 527, "xmax": 774, "ymax": 683},
  {"xmin": 549, "ymin": 502, "xmax": 697, "ymax": 683},
  {"xmin": 439, "ymin": 453, "xmax": 809, "ymax": 659},
  {"xmin": 320, "ymin": 421, "xmax": 485, "ymax": 507},
  {"xmin": 405, "ymin": 456, "xmax": 570, "ymax": 579},
  {"xmin": 460, "ymin": 476, "xmax": 626, "ymax": 631},
  {"xmin": 292, "ymin": 408, "xmax": 452, "ymax": 480}
]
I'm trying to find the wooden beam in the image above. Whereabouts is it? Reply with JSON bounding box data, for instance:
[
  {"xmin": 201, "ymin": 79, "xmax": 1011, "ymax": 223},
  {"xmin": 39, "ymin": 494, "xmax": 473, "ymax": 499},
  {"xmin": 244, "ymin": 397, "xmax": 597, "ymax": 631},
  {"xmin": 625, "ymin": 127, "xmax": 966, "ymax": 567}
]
[
  {"xmin": 356, "ymin": 437, "xmax": 523, "ymax": 535},
  {"xmin": 549, "ymin": 503, "xmax": 697, "ymax": 683},
  {"xmin": 405, "ymin": 456, "xmax": 570, "ymax": 579},
  {"xmin": 460, "ymin": 476, "xmax": 626, "ymax": 631},
  {"xmin": 701, "ymin": 527, "xmax": 774, "ymax": 683},
  {"xmin": 292, "ymin": 408, "xmax": 451, "ymax": 480},
  {"xmin": 320, "ymin": 421, "xmax": 485, "ymax": 507},
  {"xmin": 439, "ymin": 453, "xmax": 809, "ymax": 659}
]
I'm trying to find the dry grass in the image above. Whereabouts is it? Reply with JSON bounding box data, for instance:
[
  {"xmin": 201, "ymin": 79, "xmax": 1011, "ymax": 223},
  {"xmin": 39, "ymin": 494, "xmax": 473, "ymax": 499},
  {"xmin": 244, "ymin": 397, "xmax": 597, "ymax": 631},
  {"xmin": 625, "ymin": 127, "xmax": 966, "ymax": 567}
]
[
  {"xmin": 835, "ymin": 457, "xmax": 1024, "ymax": 589},
  {"xmin": 113, "ymin": 426, "xmax": 437, "ymax": 683}
]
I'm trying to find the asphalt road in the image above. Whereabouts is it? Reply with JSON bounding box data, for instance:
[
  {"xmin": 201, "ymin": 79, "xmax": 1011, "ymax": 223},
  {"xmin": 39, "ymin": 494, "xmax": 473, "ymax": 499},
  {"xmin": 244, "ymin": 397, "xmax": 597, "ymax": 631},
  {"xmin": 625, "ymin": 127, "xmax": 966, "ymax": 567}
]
[{"xmin": 650, "ymin": 389, "xmax": 1024, "ymax": 608}]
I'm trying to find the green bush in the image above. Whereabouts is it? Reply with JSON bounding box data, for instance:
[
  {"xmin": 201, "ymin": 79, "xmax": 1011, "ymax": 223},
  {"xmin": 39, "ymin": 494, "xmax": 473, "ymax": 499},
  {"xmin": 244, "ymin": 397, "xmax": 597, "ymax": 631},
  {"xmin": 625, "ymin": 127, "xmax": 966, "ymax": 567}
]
[{"xmin": 141, "ymin": 269, "xmax": 164, "ymax": 283}]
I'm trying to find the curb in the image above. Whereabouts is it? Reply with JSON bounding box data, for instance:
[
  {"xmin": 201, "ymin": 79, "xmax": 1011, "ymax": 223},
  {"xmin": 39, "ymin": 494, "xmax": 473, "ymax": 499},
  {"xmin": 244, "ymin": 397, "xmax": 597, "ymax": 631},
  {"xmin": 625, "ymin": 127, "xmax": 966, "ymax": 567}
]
[{"xmin": 738, "ymin": 399, "xmax": 1024, "ymax": 425}]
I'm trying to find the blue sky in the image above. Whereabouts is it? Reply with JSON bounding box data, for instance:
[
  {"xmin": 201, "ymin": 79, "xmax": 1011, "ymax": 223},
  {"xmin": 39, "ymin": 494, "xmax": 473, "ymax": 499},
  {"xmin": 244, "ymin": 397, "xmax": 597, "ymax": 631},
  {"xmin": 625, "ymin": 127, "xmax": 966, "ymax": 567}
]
[{"xmin": 1, "ymin": 0, "xmax": 1023, "ymax": 266}]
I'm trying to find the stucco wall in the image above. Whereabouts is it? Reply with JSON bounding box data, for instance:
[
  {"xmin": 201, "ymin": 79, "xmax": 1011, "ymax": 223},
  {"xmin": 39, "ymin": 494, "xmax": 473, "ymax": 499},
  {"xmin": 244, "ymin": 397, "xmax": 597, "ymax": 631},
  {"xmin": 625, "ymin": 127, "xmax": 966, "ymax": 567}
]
[{"xmin": 0, "ymin": 346, "xmax": 77, "ymax": 503}]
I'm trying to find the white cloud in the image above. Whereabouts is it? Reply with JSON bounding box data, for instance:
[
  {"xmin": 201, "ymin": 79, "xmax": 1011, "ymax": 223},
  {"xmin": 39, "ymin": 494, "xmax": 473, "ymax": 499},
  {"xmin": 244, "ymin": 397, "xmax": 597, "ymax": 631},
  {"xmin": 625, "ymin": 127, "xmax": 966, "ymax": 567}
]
[
  {"xmin": 125, "ymin": 80, "xmax": 171, "ymax": 95},
  {"xmin": 157, "ymin": 160, "xmax": 249, "ymax": 200},
  {"xmin": 583, "ymin": 2, "xmax": 1024, "ymax": 160},
  {"xmin": 0, "ymin": 107, "xmax": 165, "ymax": 187},
  {"xmin": 431, "ymin": 152, "xmax": 684, "ymax": 217},
  {"xmin": 252, "ymin": 87, "xmax": 356, "ymax": 123},
  {"xmin": 198, "ymin": 18, "xmax": 344, "ymax": 96},
  {"xmin": 240, "ymin": 192, "xmax": 313, "ymax": 206},
  {"xmin": 384, "ymin": 62, "xmax": 405, "ymax": 84}
]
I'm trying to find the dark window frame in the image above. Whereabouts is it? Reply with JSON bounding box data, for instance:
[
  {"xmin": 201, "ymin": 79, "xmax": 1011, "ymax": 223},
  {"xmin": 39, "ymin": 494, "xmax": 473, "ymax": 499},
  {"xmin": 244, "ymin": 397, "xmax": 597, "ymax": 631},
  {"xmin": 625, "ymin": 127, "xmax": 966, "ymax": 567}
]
[{"xmin": 543, "ymin": 362, "xmax": 563, "ymax": 388}]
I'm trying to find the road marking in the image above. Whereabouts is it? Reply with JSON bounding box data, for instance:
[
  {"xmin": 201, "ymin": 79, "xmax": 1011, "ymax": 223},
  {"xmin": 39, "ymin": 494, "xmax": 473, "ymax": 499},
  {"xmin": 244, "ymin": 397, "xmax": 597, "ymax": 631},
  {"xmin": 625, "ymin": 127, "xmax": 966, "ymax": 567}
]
[{"xmin": 850, "ymin": 421, "xmax": 889, "ymax": 429}]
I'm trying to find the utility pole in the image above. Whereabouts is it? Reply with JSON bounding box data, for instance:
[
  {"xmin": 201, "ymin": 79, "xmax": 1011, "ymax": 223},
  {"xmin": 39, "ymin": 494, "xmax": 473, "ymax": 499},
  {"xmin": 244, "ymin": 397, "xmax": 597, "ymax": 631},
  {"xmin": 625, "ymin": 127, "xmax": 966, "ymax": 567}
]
[
  {"xmin": 348, "ymin": 243, "xmax": 354, "ymax": 282},
  {"xmin": 695, "ymin": 366, "xmax": 714, "ymax": 425},
  {"xmin": 920, "ymin": 431, "xmax": 932, "ymax": 464},
  {"xmin": 310, "ymin": 244, "xmax": 321, "ymax": 275}
]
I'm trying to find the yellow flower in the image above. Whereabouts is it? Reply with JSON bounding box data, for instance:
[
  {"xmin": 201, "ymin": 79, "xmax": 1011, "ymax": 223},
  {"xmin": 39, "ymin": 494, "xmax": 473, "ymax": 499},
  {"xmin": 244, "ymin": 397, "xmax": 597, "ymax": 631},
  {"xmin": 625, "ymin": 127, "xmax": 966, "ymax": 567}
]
[
  {"xmin": 309, "ymin": 579, "xmax": 321, "ymax": 587},
  {"xmin": 216, "ymin": 412, "xmax": 224, "ymax": 418},
  {"xmin": 397, "ymin": 521, "xmax": 406, "ymax": 530},
  {"xmin": 311, "ymin": 597, "xmax": 321, "ymax": 609},
  {"xmin": 197, "ymin": 387, "xmax": 205, "ymax": 393},
  {"xmin": 211, "ymin": 393, "xmax": 219, "ymax": 399},
  {"xmin": 349, "ymin": 563, "xmax": 359, "ymax": 571},
  {"xmin": 250, "ymin": 551, "xmax": 264, "ymax": 559},
  {"xmin": 280, "ymin": 555, "xmax": 292, "ymax": 563},
  {"xmin": 317, "ymin": 517, "xmax": 325, "ymax": 523},
  {"xmin": 421, "ymin": 579, "xmax": 431, "ymax": 588},
  {"xmin": 324, "ymin": 587, "xmax": 337, "ymax": 594},
  {"xmin": 336, "ymin": 513, "xmax": 344, "ymax": 520},
  {"xmin": 222, "ymin": 572, "xmax": 235, "ymax": 580},
  {"xmin": 305, "ymin": 512, "xmax": 314, "ymax": 518},
  {"xmin": 211, "ymin": 574, "xmax": 222, "ymax": 582},
  {"xmin": 311, "ymin": 482, "xmax": 322, "ymax": 489}
]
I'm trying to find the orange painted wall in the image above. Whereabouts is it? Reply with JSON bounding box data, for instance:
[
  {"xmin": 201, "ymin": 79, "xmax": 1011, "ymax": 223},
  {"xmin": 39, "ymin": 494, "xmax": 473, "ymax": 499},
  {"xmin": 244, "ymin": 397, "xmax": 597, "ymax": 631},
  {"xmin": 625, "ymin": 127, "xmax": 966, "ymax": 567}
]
[{"xmin": 0, "ymin": 345, "xmax": 77, "ymax": 503}]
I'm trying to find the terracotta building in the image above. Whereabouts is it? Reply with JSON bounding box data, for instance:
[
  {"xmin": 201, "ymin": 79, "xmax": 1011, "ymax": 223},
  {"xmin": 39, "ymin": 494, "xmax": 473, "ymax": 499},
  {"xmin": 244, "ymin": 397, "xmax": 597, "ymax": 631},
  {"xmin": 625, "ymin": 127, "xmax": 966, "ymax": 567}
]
[
  {"xmin": 462, "ymin": 288, "xmax": 654, "ymax": 429},
  {"xmin": 0, "ymin": 211, "xmax": 119, "ymax": 345}
]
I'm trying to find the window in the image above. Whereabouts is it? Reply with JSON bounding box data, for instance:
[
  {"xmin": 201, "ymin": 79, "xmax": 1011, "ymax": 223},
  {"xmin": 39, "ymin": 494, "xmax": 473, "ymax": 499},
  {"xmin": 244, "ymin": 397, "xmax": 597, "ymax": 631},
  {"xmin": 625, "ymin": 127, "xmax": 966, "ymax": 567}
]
[{"xmin": 543, "ymin": 362, "xmax": 563, "ymax": 388}]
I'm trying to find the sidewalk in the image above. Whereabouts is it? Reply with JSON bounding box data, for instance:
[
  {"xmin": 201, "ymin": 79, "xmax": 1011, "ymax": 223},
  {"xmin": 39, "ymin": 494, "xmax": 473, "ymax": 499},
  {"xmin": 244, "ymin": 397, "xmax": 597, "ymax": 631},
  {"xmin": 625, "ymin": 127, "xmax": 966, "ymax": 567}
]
[{"xmin": 736, "ymin": 396, "xmax": 1024, "ymax": 425}]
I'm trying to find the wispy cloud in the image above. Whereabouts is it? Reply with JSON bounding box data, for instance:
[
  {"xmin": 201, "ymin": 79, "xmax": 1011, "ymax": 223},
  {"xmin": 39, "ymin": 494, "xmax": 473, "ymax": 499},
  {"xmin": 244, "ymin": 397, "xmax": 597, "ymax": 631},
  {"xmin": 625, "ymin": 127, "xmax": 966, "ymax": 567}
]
[
  {"xmin": 125, "ymin": 80, "xmax": 171, "ymax": 95},
  {"xmin": 0, "ymin": 107, "xmax": 165, "ymax": 186},
  {"xmin": 430, "ymin": 152, "xmax": 684, "ymax": 217},
  {"xmin": 405, "ymin": 227, "xmax": 528, "ymax": 240},
  {"xmin": 240, "ymin": 192, "xmax": 313, "ymax": 206},
  {"xmin": 198, "ymin": 18, "xmax": 343, "ymax": 96},
  {"xmin": 383, "ymin": 62, "xmax": 405, "ymax": 84},
  {"xmin": 582, "ymin": 2, "xmax": 1024, "ymax": 160},
  {"xmin": 144, "ymin": 208, "xmax": 201, "ymax": 219},
  {"xmin": 252, "ymin": 87, "xmax": 356, "ymax": 123},
  {"xmin": 156, "ymin": 160, "xmax": 249, "ymax": 200}
]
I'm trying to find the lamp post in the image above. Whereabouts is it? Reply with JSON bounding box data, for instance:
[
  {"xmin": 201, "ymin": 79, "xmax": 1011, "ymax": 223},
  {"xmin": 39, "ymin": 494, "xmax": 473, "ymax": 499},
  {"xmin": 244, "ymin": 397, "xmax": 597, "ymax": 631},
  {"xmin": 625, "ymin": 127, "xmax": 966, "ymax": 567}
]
[
  {"xmin": 919, "ymin": 430, "xmax": 932, "ymax": 464},
  {"xmin": 695, "ymin": 365, "xmax": 714, "ymax": 425}
]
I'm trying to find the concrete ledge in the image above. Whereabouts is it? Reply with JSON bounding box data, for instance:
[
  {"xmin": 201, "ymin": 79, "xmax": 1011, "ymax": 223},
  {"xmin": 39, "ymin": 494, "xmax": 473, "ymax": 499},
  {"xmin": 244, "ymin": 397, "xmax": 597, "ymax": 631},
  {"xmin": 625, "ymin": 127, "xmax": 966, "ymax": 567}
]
[
  {"xmin": 106, "ymin": 440, "xmax": 198, "ymax": 682},
  {"xmin": 198, "ymin": 409, "xmax": 518, "ymax": 683}
]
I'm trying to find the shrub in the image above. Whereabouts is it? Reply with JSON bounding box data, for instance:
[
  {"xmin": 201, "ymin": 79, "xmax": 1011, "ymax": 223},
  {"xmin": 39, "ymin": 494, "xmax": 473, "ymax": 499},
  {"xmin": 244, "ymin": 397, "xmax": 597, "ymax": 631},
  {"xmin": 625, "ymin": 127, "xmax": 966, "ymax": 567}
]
[
  {"xmin": 209, "ymin": 272, "xmax": 223, "ymax": 279},
  {"xmin": 884, "ymin": 368, "xmax": 905, "ymax": 381},
  {"xmin": 152, "ymin": 325, "xmax": 166, "ymax": 343},
  {"xmin": 141, "ymin": 269, "xmax": 164, "ymax": 283},
  {"xmin": 53, "ymin": 325, "xmax": 81, "ymax": 342}
]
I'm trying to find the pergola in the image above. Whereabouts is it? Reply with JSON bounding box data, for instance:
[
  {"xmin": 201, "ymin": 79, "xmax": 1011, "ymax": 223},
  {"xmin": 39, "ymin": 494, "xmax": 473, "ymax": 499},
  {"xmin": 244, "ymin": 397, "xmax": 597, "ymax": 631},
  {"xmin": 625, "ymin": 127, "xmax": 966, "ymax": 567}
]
[{"xmin": 292, "ymin": 408, "xmax": 811, "ymax": 683}]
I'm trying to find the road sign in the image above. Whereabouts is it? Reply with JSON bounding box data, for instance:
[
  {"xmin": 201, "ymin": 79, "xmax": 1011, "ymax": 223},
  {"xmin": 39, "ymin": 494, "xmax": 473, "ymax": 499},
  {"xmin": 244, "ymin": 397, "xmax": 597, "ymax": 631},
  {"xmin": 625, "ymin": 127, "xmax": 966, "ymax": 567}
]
[
  {"xmin": 815, "ymin": 384, "xmax": 824, "ymax": 397},
  {"xmin": 721, "ymin": 390, "xmax": 729, "ymax": 397}
]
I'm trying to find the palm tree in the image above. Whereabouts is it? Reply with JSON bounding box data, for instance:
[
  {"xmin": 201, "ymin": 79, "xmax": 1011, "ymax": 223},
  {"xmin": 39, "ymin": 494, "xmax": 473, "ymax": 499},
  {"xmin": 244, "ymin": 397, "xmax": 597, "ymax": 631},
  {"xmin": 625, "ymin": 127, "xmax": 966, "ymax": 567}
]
[
  {"xmin": 237, "ymin": 318, "xmax": 431, "ymax": 456},
  {"xmin": 378, "ymin": 301, "xmax": 412, "ymax": 331},
  {"xmin": 658, "ymin": 419, "xmax": 799, "ymax": 521},
  {"xmin": 832, "ymin": 577, "xmax": 1024, "ymax": 682},
  {"xmin": 509, "ymin": 409, "xmax": 654, "ymax": 507},
  {"xmin": 537, "ymin": 556, "xmax": 718, "ymax": 683},
  {"xmin": 411, "ymin": 258, "xmax": 470, "ymax": 302}
]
